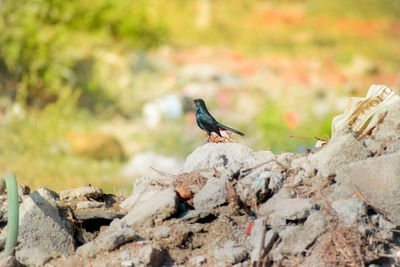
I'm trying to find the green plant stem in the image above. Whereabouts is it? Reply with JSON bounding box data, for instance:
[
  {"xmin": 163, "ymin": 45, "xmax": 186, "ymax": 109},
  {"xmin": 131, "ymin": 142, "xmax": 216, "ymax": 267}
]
[{"xmin": 0, "ymin": 173, "xmax": 19, "ymax": 256}]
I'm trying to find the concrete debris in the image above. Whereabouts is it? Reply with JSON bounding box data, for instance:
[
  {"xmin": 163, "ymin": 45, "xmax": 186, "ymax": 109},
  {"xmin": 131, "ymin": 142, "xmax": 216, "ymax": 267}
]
[
  {"xmin": 2, "ymin": 86, "xmax": 400, "ymax": 266},
  {"xmin": 76, "ymin": 221, "xmax": 137, "ymax": 258},
  {"xmin": 213, "ymin": 240, "xmax": 247, "ymax": 264},
  {"xmin": 121, "ymin": 188, "xmax": 178, "ymax": 227},
  {"xmin": 60, "ymin": 185, "xmax": 103, "ymax": 202},
  {"xmin": 331, "ymin": 198, "xmax": 366, "ymax": 226},
  {"xmin": 193, "ymin": 178, "xmax": 227, "ymax": 211},
  {"xmin": 16, "ymin": 188, "xmax": 74, "ymax": 266},
  {"xmin": 336, "ymin": 152, "xmax": 400, "ymax": 224}
]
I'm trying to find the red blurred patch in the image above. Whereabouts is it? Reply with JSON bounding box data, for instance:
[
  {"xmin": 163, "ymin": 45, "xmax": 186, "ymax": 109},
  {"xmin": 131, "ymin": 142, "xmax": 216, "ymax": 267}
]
[
  {"xmin": 246, "ymin": 221, "xmax": 254, "ymax": 236},
  {"xmin": 284, "ymin": 111, "xmax": 299, "ymax": 129}
]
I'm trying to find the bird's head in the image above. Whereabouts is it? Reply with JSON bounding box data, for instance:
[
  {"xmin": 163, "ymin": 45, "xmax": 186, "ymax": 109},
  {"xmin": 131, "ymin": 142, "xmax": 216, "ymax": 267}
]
[{"xmin": 193, "ymin": 98, "xmax": 206, "ymax": 108}]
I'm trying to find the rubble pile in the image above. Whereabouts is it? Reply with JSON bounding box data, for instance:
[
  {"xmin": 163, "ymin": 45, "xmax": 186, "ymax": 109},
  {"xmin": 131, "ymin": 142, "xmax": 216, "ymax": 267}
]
[{"xmin": 1, "ymin": 87, "xmax": 400, "ymax": 266}]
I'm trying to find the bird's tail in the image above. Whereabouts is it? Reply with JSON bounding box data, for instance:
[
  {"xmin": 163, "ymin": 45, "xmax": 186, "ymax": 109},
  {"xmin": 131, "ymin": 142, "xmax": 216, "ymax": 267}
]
[{"xmin": 217, "ymin": 123, "xmax": 245, "ymax": 136}]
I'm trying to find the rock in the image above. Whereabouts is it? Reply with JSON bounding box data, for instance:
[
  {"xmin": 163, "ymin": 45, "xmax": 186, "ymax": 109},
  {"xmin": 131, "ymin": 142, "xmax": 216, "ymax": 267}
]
[
  {"xmin": 373, "ymin": 100, "xmax": 400, "ymax": 153},
  {"xmin": 273, "ymin": 211, "xmax": 330, "ymax": 260},
  {"xmin": 249, "ymin": 219, "xmax": 278, "ymax": 262},
  {"xmin": 16, "ymin": 188, "xmax": 74, "ymax": 266},
  {"xmin": 154, "ymin": 226, "xmax": 171, "ymax": 239},
  {"xmin": 73, "ymin": 210, "xmax": 123, "ymax": 221},
  {"xmin": 291, "ymin": 156, "xmax": 316, "ymax": 180},
  {"xmin": 183, "ymin": 143, "xmax": 253, "ymax": 173},
  {"xmin": 190, "ymin": 255, "xmax": 207, "ymax": 266},
  {"xmin": 243, "ymin": 150, "xmax": 275, "ymax": 168},
  {"xmin": 181, "ymin": 210, "xmax": 212, "ymax": 223},
  {"xmin": 214, "ymin": 240, "xmax": 247, "ymax": 264},
  {"xmin": 193, "ymin": 178, "xmax": 227, "ymax": 211},
  {"xmin": 139, "ymin": 244, "xmax": 164, "ymax": 267},
  {"xmin": 0, "ymin": 256, "xmax": 24, "ymax": 267},
  {"xmin": 76, "ymin": 200, "xmax": 104, "ymax": 209},
  {"xmin": 66, "ymin": 131, "xmax": 125, "ymax": 160},
  {"xmin": 336, "ymin": 152, "xmax": 400, "ymax": 224},
  {"xmin": 376, "ymin": 216, "xmax": 396, "ymax": 241},
  {"xmin": 237, "ymin": 171, "xmax": 283, "ymax": 205},
  {"xmin": 121, "ymin": 151, "xmax": 184, "ymax": 178},
  {"xmin": 76, "ymin": 221, "xmax": 137, "ymax": 258},
  {"xmin": 309, "ymin": 132, "xmax": 371, "ymax": 177},
  {"xmin": 331, "ymin": 198, "xmax": 366, "ymax": 225},
  {"xmin": 122, "ymin": 188, "xmax": 178, "ymax": 227},
  {"xmin": 258, "ymin": 197, "xmax": 315, "ymax": 229},
  {"xmin": 120, "ymin": 176, "xmax": 173, "ymax": 211},
  {"xmin": 60, "ymin": 185, "xmax": 103, "ymax": 202}
]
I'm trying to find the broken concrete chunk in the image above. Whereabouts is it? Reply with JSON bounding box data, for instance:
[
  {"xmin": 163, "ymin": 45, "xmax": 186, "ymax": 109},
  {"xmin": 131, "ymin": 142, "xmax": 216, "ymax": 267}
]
[
  {"xmin": 139, "ymin": 244, "xmax": 164, "ymax": 267},
  {"xmin": 273, "ymin": 211, "xmax": 330, "ymax": 260},
  {"xmin": 331, "ymin": 198, "xmax": 366, "ymax": 225},
  {"xmin": 76, "ymin": 200, "xmax": 105, "ymax": 209},
  {"xmin": 60, "ymin": 185, "xmax": 103, "ymax": 201},
  {"xmin": 243, "ymin": 150, "xmax": 275, "ymax": 169},
  {"xmin": 214, "ymin": 240, "xmax": 247, "ymax": 264},
  {"xmin": 193, "ymin": 178, "xmax": 227, "ymax": 211},
  {"xmin": 16, "ymin": 188, "xmax": 74, "ymax": 266},
  {"xmin": 122, "ymin": 188, "xmax": 178, "ymax": 227},
  {"xmin": 309, "ymin": 133, "xmax": 371, "ymax": 177},
  {"xmin": 183, "ymin": 143, "xmax": 253, "ymax": 173},
  {"xmin": 76, "ymin": 222, "xmax": 137, "ymax": 258},
  {"xmin": 190, "ymin": 255, "xmax": 207, "ymax": 266},
  {"xmin": 259, "ymin": 198, "xmax": 315, "ymax": 228},
  {"xmin": 336, "ymin": 152, "xmax": 400, "ymax": 225}
]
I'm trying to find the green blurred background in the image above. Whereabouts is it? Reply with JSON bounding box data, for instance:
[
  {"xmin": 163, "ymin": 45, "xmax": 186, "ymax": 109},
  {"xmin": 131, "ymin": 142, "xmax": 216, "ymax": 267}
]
[{"xmin": 0, "ymin": 0, "xmax": 399, "ymax": 194}]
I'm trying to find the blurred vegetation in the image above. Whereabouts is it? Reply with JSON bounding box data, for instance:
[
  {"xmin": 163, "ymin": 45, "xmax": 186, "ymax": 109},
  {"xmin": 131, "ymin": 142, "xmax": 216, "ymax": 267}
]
[{"xmin": 0, "ymin": 0, "xmax": 398, "ymax": 192}]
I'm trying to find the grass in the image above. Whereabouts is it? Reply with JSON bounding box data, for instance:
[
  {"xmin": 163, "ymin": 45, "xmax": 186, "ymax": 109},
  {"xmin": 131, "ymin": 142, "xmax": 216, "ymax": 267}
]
[{"xmin": 0, "ymin": 101, "xmax": 130, "ymax": 194}]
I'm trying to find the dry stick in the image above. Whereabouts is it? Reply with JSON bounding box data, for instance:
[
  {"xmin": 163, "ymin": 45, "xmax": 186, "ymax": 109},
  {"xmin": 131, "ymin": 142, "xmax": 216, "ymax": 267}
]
[{"xmin": 256, "ymin": 220, "xmax": 267, "ymax": 267}]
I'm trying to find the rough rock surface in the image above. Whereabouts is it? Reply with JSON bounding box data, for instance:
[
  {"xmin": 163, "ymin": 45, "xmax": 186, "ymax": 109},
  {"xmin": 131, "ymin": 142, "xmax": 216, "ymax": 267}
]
[
  {"xmin": 121, "ymin": 188, "xmax": 178, "ymax": 227},
  {"xmin": 309, "ymin": 132, "xmax": 371, "ymax": 177},
  {"xmin": 16, "ymin": 188, "xmax": 74, "ymax": 266},
  {"xmin": 3, "ymin": 102, "xmax": 400, "ymax": 266},
  {"xmin": 336, "ymin": 152, "xmax": 400, "ymax": 224}
]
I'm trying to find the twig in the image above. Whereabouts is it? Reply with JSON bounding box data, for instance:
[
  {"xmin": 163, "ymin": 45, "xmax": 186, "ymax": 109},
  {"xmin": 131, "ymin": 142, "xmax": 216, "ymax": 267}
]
[{"xmin": 256, "ymin": 220, "xmax": 267, "ymax": 267}]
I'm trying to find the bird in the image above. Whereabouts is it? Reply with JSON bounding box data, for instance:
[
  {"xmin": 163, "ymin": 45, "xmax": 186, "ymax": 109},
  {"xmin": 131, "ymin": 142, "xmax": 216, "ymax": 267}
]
[{"xmin": 193, "ymin": 98, "xmax": 244, "ymax": 142}]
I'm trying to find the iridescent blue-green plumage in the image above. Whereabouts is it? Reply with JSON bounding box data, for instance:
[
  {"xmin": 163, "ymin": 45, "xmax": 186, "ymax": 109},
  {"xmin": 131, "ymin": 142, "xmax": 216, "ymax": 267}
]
[{"xmin": 193, "ymin": 99, "xmax": 244, "ymax": 141}]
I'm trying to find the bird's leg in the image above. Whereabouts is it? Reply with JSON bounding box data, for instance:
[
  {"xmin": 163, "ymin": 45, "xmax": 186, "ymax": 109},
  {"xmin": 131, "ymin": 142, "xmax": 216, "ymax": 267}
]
[{"xmin": 206, "ymin": 132, "xmax": 210, "ymax": 143}]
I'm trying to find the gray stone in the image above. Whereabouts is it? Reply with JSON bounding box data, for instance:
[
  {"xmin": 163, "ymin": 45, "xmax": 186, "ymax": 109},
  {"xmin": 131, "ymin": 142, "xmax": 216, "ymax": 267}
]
[
  {"xmin": 183, "ymin": 143, "xmax": 253, "ymax": 173},
  {"xmin": 243, "ymin": 150, "xmax": 275, "ymax": 169},
  {"xmin": 154, "ymin": 226, "xmax": 171, "ymax": 239},
  {"xmin": 122, "ymin": 188, "xmax": 178, "ymax": 227},
  {"xmin": 336, "ymin": 152, "xmax": 400, "ymax": 224},
  {"xmin": 0, "ymin": 256, "xmax": 24, "ymax": 267},
  {"xmin": 60, "ymin": 185, "xmax": 103, "ymax": 201},
  {"xmin": 259, "ymin": 197, "xmax": 315, "ymax": 229},
  {"xmin": 331, "ymin": 198, "xmax": 366, "ymax": 225},
  {"xmin": 376, "ymin": 216, "xmax": 396, "ymax": 240},
  {"xmin": 190, "ymin": 255, "xmax": 207, "ymax": 266},
  {"xmin": 291, "ymin": 156, "xmax": 316, "ymax": 179},
  {"xmin": 76, "ymin": 222, "xmax": 137, "ymax": 258},
  {"xmin": 249, "ymin": 219, "xmax": 278, "ymax": 262},
  {"xmin": 76, "ymin": 200, "xmax": 104, "ymax": 209},
  {"xmin": 273, "ymin": 211, "xmax": 330, "ymax": 259},
  {"xmin": 309, "ymin": 133, "xmax": 371, "ymax": 177},
  {"xmin": 193, "ymin": 178, "xmax": 227, "ymax": 211},
  {"xmin": 16, "ymin": 188, "xmax": 74, "ymax": 266},
  {"xmin": 373, "ymin": 100, "xmax": 400, "ymax": 153},
  {"xmin": 213, "ymin": 240, "xmax": 247, "ymax": 264},
  {"xmin": 139, "ymin": 244, "xmax": 164, "ymax": 267},
  {"xmin": 181, "ymin": 210, "xmax": 211, "ymax": 223}
]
